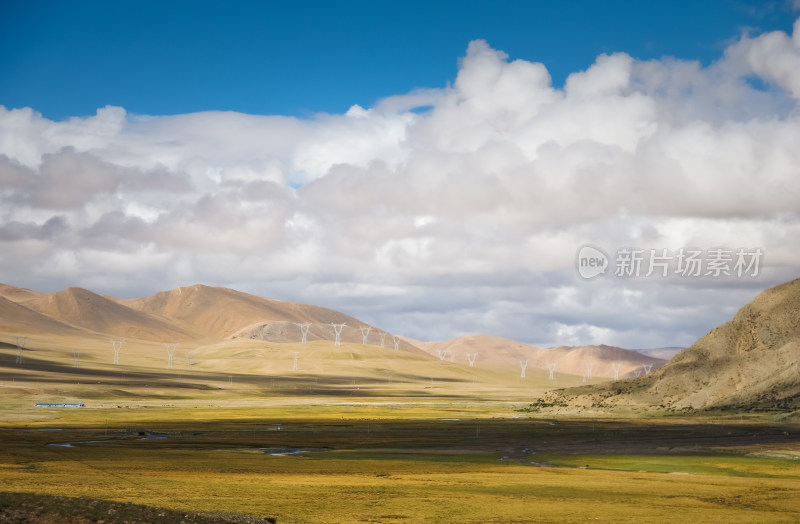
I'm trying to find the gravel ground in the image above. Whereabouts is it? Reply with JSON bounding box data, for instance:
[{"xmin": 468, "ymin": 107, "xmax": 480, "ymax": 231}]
[{"xmin": 0, "ymin": 492, "xmax": 276, "ymax": 524}]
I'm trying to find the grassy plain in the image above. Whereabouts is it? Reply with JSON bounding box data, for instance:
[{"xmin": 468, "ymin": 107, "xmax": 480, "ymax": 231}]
[
  {"xmin": 3, "ymin": 406, "xmax": 800, "ymax": 523},
  {"xmin": 1, "ymin": 336, "xmax": 800, "ymax": 522}
]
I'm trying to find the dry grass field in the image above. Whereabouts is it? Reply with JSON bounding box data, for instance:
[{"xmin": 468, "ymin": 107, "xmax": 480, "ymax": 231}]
[
  {"xmin": 2, "ymin": 412, "xmax": 800, "ymax": 523},
  {"xmin": 1, "ymin": 306, "xmax": 799, "ymax": 522}
]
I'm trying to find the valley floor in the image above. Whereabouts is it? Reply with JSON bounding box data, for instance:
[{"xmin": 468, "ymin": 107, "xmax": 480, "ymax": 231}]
[
  {"xmin": 1, "ymin": 404, "xmax": 800, "ymax": 523},
  {"xmin": 1, "ymin": 335, "xmax": 799, "ymax": 522}
]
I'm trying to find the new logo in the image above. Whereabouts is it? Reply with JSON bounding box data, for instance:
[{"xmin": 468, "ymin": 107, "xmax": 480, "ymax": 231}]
[{"xmin": 576, "ymin": 245, "xmax": 609, "ymax": 279}]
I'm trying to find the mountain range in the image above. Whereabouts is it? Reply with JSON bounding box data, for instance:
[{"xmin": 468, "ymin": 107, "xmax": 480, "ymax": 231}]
[
  {"xmin": 0, "ymin": 283, "xmax": 387, "ymax": 345},
  {"xmin": 3, "ymin": 279, "xmax": 798, "ymax": 412},
  {"xmin": 0, "ymin": 282, "xmax": 664, "ymax": 376}
]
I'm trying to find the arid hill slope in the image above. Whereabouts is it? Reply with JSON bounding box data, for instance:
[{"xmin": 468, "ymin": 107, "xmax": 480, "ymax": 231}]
[
  {"xmin": 0, "ymin": 283, "xmax": 43, "ymax": 303},
  {"xmin": 15, "ymin": 287, "xmax": 196, "ymax": 341},
  {"xmin": 534, "ymin": 278, "xmax": 800, "ymax": 412},
  {"xmin": 0, "ymin": 295, "xmax": 84, "ymax": 335},
  {"xmin": 118, "ymin": 285, "xmax": 328, "ymax": 338},
  {"xmin": 120, "ymin": 284, "xmax": 421, "ymax": 350},
  {"xmin": 0, "ymin": 283, "xmax": 421, "ymax": 350}
]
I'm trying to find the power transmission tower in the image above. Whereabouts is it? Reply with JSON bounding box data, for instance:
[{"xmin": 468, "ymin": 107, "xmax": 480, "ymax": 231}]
[
  {"xmin": 359, "ymin": 326, "xmax": 371, "ymax": 345},
  {"xmin": 331, "ymin": 323, "xmax": 346, "ymax": 346},
  {"xmin": 110, "ymin": 338, "xmax": 125, "ymax": 365},
  {"xmin": 297, "ymin": 323, "xmax": 312, "ymax": 344},
  {"xmin": 164, "ymin": 343, "xmax": 179, "ymax": 369},
  {"xmin": 14, "ymin": 336, "xmax": 27, "ymax": 365}
]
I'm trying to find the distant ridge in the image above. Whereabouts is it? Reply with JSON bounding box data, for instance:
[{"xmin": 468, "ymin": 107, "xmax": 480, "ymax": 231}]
[
  {"xmin": 632, "ymin": 347, "xmax": 684, "ymax": 360},
  {"xmin": 413, "ymin": 335, "xmax": 665, "ymax": 377}
]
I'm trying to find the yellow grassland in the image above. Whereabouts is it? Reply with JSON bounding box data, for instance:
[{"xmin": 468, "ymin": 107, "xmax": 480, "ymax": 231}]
[{"xmin": 1, "ymin": 333, "xmax": 799, "ymax": 523}]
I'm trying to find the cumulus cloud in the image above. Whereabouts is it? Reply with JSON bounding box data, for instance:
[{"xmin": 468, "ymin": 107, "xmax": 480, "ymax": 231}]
[
  {"xmin": 733, "ymin": 18, "xmax": 800, "ymax": 99},
  {"xmin": 2, "ymin": 20, "xmax": 800, "ymax": 347}
]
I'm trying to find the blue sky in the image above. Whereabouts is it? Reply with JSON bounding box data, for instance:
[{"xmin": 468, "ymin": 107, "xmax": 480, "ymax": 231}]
[
  {"xmin": 1, "ymin": 0, "xmax": 797, "ymax": 119},
  {"xmin": 1, "ymin": 1, "xmax": 799, "ymax": 348}
]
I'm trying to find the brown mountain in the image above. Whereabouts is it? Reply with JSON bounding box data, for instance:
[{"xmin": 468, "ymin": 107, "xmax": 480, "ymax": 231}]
[
  {"xmin": 533, "ymin": 278, "xmax": 800, "ymax": 412},
  {"xmin": 0, "ymin": 295, "xmax": 83, "ymax": 335},
  {"xmin": 119, "ymin": 284, "xmax": 422, "ymax": 351},
  {"xmin": 545, "ymin": 344, "xmax": 665, "ymax": 378},
  {"xmin": 119, "ymin": 284, "xmax": 361, "ymax": 338},
  {"xmin": 119, "ymin": 285, "xmax": 318, "ymax": 338},
  {"xmin": 9, "ymin": 286, "xmax": 195, "ymax": 341},
  {"xmin": 413, "ymin": 335, "xmax": 541, "ymax": 366},
  {"xmin": 413, "ymin": 335, "xmax": 665, "ymax": 377},
  {"xmin": 0, "ymin": 283, "xmax": 43, "ymax": 303},
  {"xmin": 0, "ymin": 283, "xmax": 423, "ymax": 350}
]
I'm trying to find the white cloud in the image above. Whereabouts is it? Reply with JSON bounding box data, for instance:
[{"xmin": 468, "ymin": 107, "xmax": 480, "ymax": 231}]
[
  {"xmin": 2, "ymin": 19, "xmax": 800, "ymax": 347},
  {"xmin": 731, "ymin": 18, "xmax": 800, "ymax": 99}
]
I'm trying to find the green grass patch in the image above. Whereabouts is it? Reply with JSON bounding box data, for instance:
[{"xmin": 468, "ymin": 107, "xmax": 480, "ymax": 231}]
[{"xmin": 536, "ymin": 453, "xmax": 800, "ymax": 479}]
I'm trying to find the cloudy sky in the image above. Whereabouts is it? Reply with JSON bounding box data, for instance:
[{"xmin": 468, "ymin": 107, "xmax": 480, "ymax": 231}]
[{"xmin": 1, "ymin": 1, "xmax": 799, "ymax": 348}]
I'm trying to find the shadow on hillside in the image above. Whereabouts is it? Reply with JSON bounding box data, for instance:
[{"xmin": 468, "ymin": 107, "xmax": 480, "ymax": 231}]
[{"xmin": 0, "ymin": 352, "xmax": 476, "ymax": 398}]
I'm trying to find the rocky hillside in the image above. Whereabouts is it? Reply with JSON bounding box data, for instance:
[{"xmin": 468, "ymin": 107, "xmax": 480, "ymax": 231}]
[{"xmin": 531, "ymin": 278, "xmax": 800, "ymax": 413}]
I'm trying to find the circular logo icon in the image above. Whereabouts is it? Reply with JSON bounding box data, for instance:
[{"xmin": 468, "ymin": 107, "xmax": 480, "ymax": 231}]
[{"xmin": 576, "ymin": 245, "xmax": 609, "ymax": 279}]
